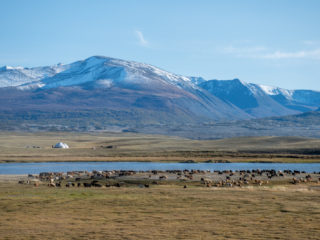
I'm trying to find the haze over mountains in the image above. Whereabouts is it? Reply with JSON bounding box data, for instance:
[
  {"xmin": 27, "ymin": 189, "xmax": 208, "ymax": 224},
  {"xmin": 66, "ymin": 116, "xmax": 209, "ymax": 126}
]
[{"xmin": 0, "ymin": 56, "xmax": 319, "ymax": 138}]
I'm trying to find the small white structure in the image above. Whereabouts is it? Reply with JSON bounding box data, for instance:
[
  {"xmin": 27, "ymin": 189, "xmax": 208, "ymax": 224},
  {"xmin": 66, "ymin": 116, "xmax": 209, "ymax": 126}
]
[{"xmin": 53, "ymin": 142, "xmax": 69, "ymax": 149}]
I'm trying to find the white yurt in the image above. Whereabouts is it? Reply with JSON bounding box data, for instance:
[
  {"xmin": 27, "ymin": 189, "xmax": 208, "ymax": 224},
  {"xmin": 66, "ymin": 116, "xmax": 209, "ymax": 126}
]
[{"xmin": 53, "ymin": 142, "xmax": 69, "ymax": 149}]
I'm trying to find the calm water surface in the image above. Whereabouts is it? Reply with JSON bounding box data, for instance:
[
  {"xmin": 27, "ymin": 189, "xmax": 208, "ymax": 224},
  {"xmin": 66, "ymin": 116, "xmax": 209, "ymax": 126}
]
[{"xmin": 0, "ymin": 162, "xmax": 320, "ymax": 174}]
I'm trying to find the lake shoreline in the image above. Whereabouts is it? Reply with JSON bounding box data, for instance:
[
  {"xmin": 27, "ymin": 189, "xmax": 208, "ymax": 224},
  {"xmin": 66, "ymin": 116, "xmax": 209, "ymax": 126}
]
[{"xmin": 1, "ymin": 157, "xmax": 320, "ymax": 164}]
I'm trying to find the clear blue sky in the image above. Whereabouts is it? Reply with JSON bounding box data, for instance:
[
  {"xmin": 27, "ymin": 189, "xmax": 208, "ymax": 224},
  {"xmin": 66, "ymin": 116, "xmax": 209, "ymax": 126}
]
[{"xmin": 1, "ymin": 0, "xmax": 320, "ymax": 90}]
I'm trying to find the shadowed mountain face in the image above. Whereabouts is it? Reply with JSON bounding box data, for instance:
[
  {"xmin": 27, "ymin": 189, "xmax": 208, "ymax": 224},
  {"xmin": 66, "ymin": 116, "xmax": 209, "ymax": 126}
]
[
  {"xmin": 200, "ymin": 79, "xmax": 260, "ymax": 109},
  {"xmin": 199, "ymin": 79, "xmax": 320, "ymax": 118},
  {"xmin": 0, "ymin": 55, "xmax": 320, "ymax": 137}
]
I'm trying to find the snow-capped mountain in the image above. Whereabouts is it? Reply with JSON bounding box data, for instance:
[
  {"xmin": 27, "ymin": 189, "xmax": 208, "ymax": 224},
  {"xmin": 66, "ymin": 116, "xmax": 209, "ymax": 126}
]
[
  {"xmin": 0, "ymin": 64, "xmax": 68, "ymax": 88},
  {"xmin": 199, "ymin": 79, "xmax": 320, "ymax": 118},
  {"xmin": 258, "ymin": 85, "xmax": 320, "ymax": 111},
  {"xmin": 0, "ymin": 55, "xmax": 319, "ymax": 134},
  {"xmin": 0, "ymin": 56, "xmax": 251, "ymax": 126},
  {"xmin": 17, "ymin": 56, "xmax": 197, "ymax": 91}
]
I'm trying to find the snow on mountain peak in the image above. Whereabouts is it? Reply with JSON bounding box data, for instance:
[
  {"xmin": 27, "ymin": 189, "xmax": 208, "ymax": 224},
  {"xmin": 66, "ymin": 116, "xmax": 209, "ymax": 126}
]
[
  {"xmin": 259, "ymin": 84, "xmax": 294, "ymax": 99},
  {"xmin": 0, "ymin": 63, "xmax": 69, "ymax": 88},
  {"xmin": 101, "ymin": 56, "xmax": 193, "ymax": 85},
  {"xmin": 0, "ymin": 65, "xmax": 24, "ymax": 71},
  {"xmin": 0, "ymin": 56, "xmax": 201, "ymax": 91},
  {"xmin": 15, "ymin": 56, "xmax": 198, "ymax": 90},
  {"xmin": 221, "ymin": 80, "xmax": 295, "ymax": 99},
  {"xmin": 0, "ymin": 56, "xmax": 311, "ymax": 105}
]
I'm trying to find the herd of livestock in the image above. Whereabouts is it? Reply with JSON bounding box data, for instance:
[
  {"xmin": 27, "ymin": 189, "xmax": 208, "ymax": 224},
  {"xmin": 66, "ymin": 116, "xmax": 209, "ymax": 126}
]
[{"xmin": 18, "ymin": 168, "xmax": 320, "ymax": 188}]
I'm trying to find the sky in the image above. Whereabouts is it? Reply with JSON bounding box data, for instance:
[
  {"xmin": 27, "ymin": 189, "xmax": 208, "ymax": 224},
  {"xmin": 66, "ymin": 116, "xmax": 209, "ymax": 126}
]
[{"xmin": 1, "ymin": 0, "xmax": 320, "ymax": 90}]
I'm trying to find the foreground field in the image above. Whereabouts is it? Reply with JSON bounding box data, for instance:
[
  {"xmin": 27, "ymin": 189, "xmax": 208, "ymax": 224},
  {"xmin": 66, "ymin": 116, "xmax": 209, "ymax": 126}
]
[
  {"xmin": 1, "ymin": 132, "xmax": 320, "ymax": 163},
  {"xmin": 0, "ymin": 181, "xmax": 319, "ymax": 240}
]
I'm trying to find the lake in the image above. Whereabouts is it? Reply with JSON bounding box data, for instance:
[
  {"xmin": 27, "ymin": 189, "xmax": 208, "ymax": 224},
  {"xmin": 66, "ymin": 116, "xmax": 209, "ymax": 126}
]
[{"xmin": 0, "ymin": 162, "xmax": 320, "ymax": 174}]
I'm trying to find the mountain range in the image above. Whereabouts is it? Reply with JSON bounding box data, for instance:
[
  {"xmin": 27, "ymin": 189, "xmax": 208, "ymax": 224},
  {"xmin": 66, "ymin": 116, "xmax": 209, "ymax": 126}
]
[{"xmin": 0, "ymin": 56, "xmax": 319, "ymax": 138}]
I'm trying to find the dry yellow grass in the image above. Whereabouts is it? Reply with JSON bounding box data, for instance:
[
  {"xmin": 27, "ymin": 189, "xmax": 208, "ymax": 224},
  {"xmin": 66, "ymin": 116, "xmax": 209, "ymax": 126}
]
[
  {"xmin": 1, "ymin": 132, "xmax": 320, "ymax": 163},
  {"xmin": 0, "ymin": 182, "xmax": 319, "ymax": 240}
]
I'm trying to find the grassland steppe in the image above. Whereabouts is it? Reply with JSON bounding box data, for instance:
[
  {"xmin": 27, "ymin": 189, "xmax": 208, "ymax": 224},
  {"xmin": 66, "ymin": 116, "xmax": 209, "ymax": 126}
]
[
  {"xmin": 1, "ymin": 132, "xmax": 320, "ymax": 163},
  {"xmin": 0, "ymin": 132, "xmax": 320, "ymax": 240},
  {"xmin": 0, "ymin": 181, "xmax": 319, "ymax": 240}
]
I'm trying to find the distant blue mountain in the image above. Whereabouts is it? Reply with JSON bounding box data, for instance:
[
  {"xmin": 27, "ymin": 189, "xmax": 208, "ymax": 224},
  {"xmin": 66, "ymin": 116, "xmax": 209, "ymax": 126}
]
[{"xmin": 199, "ymin": 79, "xmax": 320, "ymax": 118}]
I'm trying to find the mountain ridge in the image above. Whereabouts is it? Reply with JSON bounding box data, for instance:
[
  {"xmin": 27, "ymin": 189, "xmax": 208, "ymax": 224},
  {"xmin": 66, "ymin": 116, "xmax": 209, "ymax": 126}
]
[
  {"xmin": 0, "ymin": 55, "xmax": 320, "ymax": 138},
  {"xmin": 0, "ymin": 56, "xmax": 251, "ymax": 126},
  {"xmin": 199, "ymin": 79, "xmax": 320, "ymax": 118}
]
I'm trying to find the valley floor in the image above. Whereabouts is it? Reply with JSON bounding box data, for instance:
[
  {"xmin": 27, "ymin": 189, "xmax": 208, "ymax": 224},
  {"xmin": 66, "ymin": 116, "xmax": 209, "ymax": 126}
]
[
  {"xmin": 1, "ymin": 131, "xmax": 320, "ymax": 239},
  {"xmin": 0, "ymin": 132, "xmax": 320, "ymax": 163}
]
